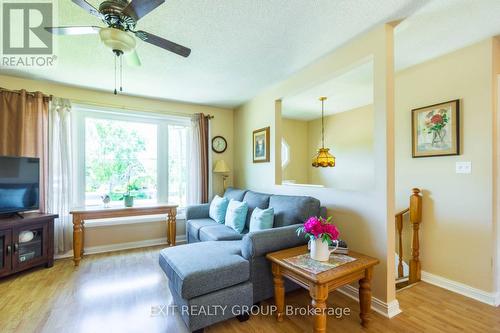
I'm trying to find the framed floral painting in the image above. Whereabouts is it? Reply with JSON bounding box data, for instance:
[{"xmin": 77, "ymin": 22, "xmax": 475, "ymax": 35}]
[
  {"xmin": 253, "ymin": 127, "xmax": 270, "ymax": 163},
  {"xmin": 412, "ymin": 100, "xmax": 460, "ymax": 158}
]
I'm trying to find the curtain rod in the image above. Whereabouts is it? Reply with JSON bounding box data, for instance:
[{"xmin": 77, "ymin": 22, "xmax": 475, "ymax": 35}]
[
  {"xmin": 0, "ymin": 88, "xmax": 215, "ymax": 119},
  {"xmin": 0, "ymin": 87, "xmax": 52, "ymax": 100},
  {"xmin": 0, "ymin": 87, "xmax": 215, "ymax": 120},
  {"xmin": 69, "ymin": 98, "xmax": 215, "ymax": 119}
]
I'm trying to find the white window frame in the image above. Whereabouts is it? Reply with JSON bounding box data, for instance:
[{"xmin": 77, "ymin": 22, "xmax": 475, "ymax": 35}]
[
  {"xmin": 281, "ymin": 138, "xmax": 290, "ymax": 169},
  {"xmin": 71, "ymin": 104, "xmax": 190, "ymax": 220}
]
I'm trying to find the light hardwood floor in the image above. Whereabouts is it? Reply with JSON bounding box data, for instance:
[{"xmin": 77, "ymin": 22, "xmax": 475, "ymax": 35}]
[{"xmin": 1, "ymin": 246, "xmax": 499, "ymax": 333}]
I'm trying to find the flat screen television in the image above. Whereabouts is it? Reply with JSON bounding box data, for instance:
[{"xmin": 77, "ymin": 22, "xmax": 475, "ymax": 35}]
[{"xmin": 0, "ymin": 156, "xmax": 40, "ymax": 214}]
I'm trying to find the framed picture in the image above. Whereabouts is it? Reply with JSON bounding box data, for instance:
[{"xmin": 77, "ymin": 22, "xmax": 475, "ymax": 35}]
[
  {"xmin": 412, "ymin": 100, "xmax": 460, "ymax": 158},
  {"xmin": 253, "ymin": 127, "xmax": 270, "ymax": 163}
]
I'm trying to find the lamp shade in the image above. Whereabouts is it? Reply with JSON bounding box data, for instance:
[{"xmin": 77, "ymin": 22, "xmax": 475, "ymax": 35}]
[
  {"xmin": 213, "ymin": 160, "xmax": 230, "ymax": 173},
  {"xmin": 311, "ymin": 148, "xmax": 335, "ymax": 167}
]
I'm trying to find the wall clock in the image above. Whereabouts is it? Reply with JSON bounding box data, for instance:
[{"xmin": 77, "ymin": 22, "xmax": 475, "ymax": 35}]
[{"xmin": 212, "ymin": 136, "xmax": 227, "ymax": 153}]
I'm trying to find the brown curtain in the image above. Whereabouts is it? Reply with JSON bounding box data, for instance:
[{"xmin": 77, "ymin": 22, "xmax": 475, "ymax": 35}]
[
  {"xmin": 197, "ymin": 113, "xmax": 210, "ymax": 203},
  {"xmin": 0, "ymin": 89, "xmax": 50, "ymax": 212}
]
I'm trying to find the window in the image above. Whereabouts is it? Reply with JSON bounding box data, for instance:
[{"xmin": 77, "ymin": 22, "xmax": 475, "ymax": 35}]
[
  {"xmin": 73, "ymin": 106, "xmax": 190, "ymax": 208},
  {"xmin": 168, "ymin": 125, "xmax": 188, "ymax": 206},
  {"xmin": 281, "ymin": 138, "xmax": 290, "ymax": 168}
]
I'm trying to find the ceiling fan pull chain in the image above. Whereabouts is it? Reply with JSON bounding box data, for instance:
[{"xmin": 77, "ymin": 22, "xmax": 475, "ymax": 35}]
[{"xmin": 114, "ymin": 53, "xmax": 117, "ymax": 95}]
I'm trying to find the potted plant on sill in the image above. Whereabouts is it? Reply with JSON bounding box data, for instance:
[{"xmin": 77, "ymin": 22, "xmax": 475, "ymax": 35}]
[
  {"xmin": 123, "ymin": 184, "xmax": 134, "ymax": 207},
  {"xmin": 297, "ymin": 216, "xmax": 340, "ymax": 261},
  {"xmin": 121, "ymin": 166, "xmax": 138, "ymax": 208}
]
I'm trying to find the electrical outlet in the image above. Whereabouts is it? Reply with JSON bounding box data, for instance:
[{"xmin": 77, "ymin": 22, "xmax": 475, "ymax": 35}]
[{"xmin": 456, "ymin": 161, "xmax": 472, "ymax": 174}]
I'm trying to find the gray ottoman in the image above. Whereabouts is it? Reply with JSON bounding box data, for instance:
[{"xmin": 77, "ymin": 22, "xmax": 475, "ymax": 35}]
[{"xmin": 159, "ymin": 241, "xmax": 254, "ymax": 332}]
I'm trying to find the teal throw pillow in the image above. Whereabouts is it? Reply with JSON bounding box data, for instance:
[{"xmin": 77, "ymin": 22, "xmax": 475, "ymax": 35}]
[
  {"xmin": 249, "ymin": 207, "xmax": 274, "ymax": 232},
  {"xmin": 225, "ymin": 199, "xmax": 248, "ymax": 234},
  {"xmin": 209, "ymin": 195, "xmax": 229, "ymax": 224}
]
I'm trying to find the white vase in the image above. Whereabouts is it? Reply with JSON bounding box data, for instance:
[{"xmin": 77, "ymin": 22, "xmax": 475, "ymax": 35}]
[{"xmin": 310, "ymin": 238, "xmax": 338, "ymax": 261}]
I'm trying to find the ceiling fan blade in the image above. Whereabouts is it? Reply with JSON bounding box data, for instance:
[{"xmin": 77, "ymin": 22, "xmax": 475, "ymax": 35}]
[
  {"xmin": 126, "ymin": 49, "xmax": 142, "ymax": 66},
  {"xmin": 45, "ymin": 26, "xmax": 101, "ymax": 35},
  {"xmin": 134, "ymin": 30, "xmax": 191, "ymax": 58},
  {"xmin": 71, "ymin": 0, "xmax": 103, "ymax": 19},
  {"xmin": 123, "ymin": 0, "xmax": 165, "ymax": 21}
]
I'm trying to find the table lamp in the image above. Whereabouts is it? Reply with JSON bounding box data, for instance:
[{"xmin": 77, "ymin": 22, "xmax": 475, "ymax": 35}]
[{"xmin": 213, "ymin": 160, "xmax": 230, "ymax": 190}]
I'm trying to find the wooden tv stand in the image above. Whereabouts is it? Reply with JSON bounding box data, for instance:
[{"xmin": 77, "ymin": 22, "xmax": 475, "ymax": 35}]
[{"xmin": 0, "ymin": 213, "xmax": 58, "ymax": 278}]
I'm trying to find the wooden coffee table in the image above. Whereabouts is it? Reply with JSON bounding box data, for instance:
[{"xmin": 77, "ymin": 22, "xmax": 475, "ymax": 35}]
[{"xmin": 266, "ymin": 245, "xmax": 379, "ymax": 332}]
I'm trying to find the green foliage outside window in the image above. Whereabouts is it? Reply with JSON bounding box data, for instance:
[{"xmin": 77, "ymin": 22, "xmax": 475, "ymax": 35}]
[{"xmin": 85, "ymin": 119, "xmax": 155, "ymax": 201}]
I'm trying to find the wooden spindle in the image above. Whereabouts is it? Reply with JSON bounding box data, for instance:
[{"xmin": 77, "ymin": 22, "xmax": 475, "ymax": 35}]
[
  {"xmin": 409, "ymin": 188, "xmax": 422, "ymax": 284},
  {"xmin": 396, "ymin": 213, "xmax": 404, "ymax": 278}
]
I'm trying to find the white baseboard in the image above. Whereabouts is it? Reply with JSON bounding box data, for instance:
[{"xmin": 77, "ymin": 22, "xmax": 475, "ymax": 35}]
[
  {"xmin": 336, "ymin": 284, "xmax": 402, "ymax": 318},
  {"xmin": 54, "ymin": 235, "xmax": 187, "ymax": 260},
  {"xmin": 421, "ymin": 271, "xmax": 500, "ymax": 307}
]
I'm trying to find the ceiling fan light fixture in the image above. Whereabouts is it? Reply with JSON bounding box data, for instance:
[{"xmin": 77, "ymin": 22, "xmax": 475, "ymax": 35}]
[
  {"xmin": 46, "ymin": 0, "xmax": 190, "ymax": 94},
  {"xmin": 99, "ymin": 27, "xmax": 136, "ymax": 53}
]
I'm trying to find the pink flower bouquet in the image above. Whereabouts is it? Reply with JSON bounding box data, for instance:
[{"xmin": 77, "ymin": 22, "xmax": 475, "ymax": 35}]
[{"xmin": 297, "ymin": 216, "xmax": 339, "ymax": 245}]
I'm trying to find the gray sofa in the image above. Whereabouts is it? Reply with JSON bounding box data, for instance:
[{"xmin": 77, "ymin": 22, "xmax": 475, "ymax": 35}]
[
  {"xmin": 159, "ymin": 187, "xmax": 326, "ymax": 332},
  {"xmin": 186, "ymin": 187, "xmax": 325, "ymax": 243}
]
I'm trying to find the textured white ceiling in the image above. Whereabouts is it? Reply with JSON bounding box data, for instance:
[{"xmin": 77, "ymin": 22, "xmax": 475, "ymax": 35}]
[
  {"xmin": 283, "ymin": 60, "xmax": 373, "ymax": 120},
  {"xmin": 0, "ymin": 0, "xmax": 426, "ymax": 108},
  {"xmin": 394, "ymin": 0, "xmax": 500, "ymax": 70},
  {"xmin": 1, "ymin": 0, "xmax": 499, "ymax": 109},
  {"xmin": 283, "ymin": 0, "xmax": 500, "ymax": 120}
]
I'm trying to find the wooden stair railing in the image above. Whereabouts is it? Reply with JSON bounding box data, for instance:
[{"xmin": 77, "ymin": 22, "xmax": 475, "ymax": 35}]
[
  {"xmin": 395, "ymin": 208, "xmax": 408, "ymax": 279},
  {"xmin": 395, "ymin": 188, "xmax": 422, "ymax": 285}
]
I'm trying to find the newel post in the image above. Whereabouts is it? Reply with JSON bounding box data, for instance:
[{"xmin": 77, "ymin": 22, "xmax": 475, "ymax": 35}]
[{"xmin": 409, "ymin": 188, "xmax": 422, "ymax": 284}]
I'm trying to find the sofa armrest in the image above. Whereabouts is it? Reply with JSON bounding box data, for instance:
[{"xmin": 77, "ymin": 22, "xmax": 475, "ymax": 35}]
[
  {"xmin": 320, "ymin": 206, "xmax": 327, "ymax": 218},
  {"xmin": 185, "ymin": 203, "xmax": 210, "ymax": 220},
  {"xmin": 241, "ymin": 223, "xmax": 307, "ymax": 260}
]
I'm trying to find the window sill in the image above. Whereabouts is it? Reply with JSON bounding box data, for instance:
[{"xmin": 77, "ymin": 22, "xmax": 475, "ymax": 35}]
[
  {"xmin": 281, "ymin": 183, "xmax": 325, "ymax": 188},
  {"xmin": 84, "ymin": 213, "xmax": 186, "ymax": 228}
]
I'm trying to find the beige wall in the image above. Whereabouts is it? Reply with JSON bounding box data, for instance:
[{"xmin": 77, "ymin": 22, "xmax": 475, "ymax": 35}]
[
  {"xmin": 307, "ymin": 105, "xmax": 374, "ymax": 190},
  {"xmin": 234, "ymin": 25, "xmax": 396, "ymax": 303},
  {"xmin": 495, "ymin": 37, "xmax": 500, "ymax": 295},
  {"xmin": 281, "ymin": 118, "xmax": 309, "ymax": 184},
  {"xmin": 0, "ymin": 74, "xmax": 234, "ymax": 248},
  {"xmin": 395, "ymin": 39, "xmax": 499, "ymax": 292},
  {"xmin": 85, "ymin": 220, "xmax": 170, "ymax": 246}
]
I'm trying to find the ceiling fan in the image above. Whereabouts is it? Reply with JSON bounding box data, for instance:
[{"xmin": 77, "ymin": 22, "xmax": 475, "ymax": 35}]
[{"xmin": 45, "ymin": 0, "xmax": 191, "ymax": 93}]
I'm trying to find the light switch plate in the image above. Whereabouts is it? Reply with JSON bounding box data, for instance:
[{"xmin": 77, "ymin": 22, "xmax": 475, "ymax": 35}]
[{"xmin": 456, "ymin": 161, "xmax": 472, "ymax": 174}]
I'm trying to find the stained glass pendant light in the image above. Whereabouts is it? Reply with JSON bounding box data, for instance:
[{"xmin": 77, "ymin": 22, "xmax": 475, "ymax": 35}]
[{"xmin": 312, "ymin": 97, "xmax": 336, "ymax": 168}]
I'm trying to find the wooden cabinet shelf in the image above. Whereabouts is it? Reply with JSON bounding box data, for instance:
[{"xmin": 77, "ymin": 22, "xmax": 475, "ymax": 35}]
[
  {"xmin": 0, "ymin": 213, "xmax": 57, "ymax": 278},
  {"xmin": 19, "ymin": 238, "xmax": 42, "ymax": 248}
]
